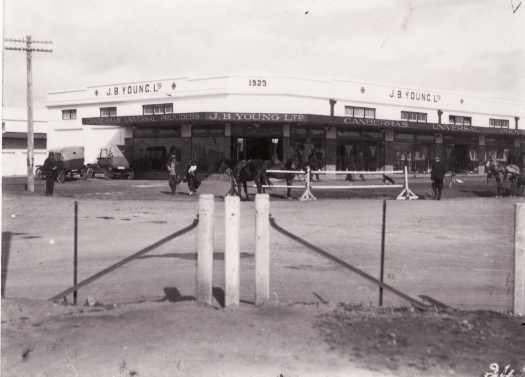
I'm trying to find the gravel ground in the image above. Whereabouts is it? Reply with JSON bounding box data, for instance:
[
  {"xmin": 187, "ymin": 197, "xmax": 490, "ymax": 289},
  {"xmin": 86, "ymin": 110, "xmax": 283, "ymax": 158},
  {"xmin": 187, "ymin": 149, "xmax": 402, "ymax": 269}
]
[{"xmin": 2, "ymin": 174, "xmax": 524, "ymax": 376}]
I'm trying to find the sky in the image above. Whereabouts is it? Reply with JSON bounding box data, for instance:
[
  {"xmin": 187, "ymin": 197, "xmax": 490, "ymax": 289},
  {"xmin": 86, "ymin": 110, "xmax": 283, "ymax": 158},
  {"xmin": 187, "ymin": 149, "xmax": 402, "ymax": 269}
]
[{"xmin": 2, "ymin": 0, "xmax": 525, "ymax": 108}]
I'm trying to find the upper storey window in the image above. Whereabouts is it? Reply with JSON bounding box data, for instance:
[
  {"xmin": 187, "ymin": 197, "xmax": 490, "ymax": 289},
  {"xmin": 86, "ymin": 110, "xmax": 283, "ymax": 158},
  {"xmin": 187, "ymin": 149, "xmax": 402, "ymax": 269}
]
[
  {"xmin": 345, "ymin": 106, "xmax": 376, "ymax": 119},
  {"xmin": 100, "ymin": 107, "xmax": 117, "ymax": 117},
  {"xmin": 449, "ymin": 115, "xmax": 472, "ymax": 126},
  {"xmin": 401, "ymin": 111, "xmax": 427, "ymax": 123},
  {"xmin": 489, "ymin": 118, "xmax": 509, "ymax": 128},
  {"xmin": 143, "ymin": 103, "xmax": 173, "ymax": 115},
  {"xmin": 62, "ymin": 109, "xmax": 77, "ymax": 120}
]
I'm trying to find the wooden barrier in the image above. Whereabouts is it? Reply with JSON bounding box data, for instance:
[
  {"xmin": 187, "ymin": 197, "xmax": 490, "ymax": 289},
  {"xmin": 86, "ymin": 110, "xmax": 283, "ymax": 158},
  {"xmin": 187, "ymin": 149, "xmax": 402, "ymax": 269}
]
[
  {"xmin": 515, "ymin": 203, "xmax": 525, "ymax": 315},
  {"xmin": 255, "ymin": 194, "xmax": 270, "ymax": 305},
  {"xmin": 224, "ymin": 195, "xmax": 240, "ymax": 306},
  {"xmin": 264, "ymin": 166, "xmax": 418, "ymax": 201},
  {"xmin": 197, "ymin": 194, "xmax": 214, "ymax": 305}
]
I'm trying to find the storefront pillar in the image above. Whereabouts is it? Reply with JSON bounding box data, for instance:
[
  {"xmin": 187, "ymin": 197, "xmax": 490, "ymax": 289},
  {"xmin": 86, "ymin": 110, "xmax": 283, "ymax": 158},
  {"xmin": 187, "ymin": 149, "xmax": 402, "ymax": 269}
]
[
  {"xmin": 520, "ymin": 138, "xmax": 525, "ymax": 169},
  {"xmin": 478, "ymin": 135, "xmax": 486, "ymax": 174},
  {"xmin": 181, "ymin": 123, "xmax": 192, "ymax": 162},
  {"xmin": 282, "ymin": 124, "xmax": 290, "ymax": 161},
  {"xmin": 384, "ymin": 129, "xmax": 394, "ymax": 171},
  {"xmin": 433, "ymin": 133, "xmax": 444, "ymax": 161},
  {"xmin": 224, "ymin": 123, "xmax": 232, "ymax": 159},
  {"xmin": 325, "ymin": 126, "xmax": 337, "ymax": 176},
  {"xmin": 513, "ymin": 137, "xmax": 521, "ymax": 166}
]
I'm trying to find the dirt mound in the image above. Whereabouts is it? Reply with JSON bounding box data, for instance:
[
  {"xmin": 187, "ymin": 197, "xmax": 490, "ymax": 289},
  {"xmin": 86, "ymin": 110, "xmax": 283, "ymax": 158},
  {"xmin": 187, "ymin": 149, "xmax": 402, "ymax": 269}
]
[{"xmin": 317, "ymin": 303, "xmax": 525, "ymax": 376}]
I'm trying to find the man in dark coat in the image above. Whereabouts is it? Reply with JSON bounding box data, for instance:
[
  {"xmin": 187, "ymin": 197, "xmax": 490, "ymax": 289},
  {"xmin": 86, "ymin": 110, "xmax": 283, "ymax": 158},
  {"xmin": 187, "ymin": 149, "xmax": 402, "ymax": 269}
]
[
  {"xmin": 166, "ymin": 154, "xmax": 179, "ymax": 195},
  {"xmin": 431, "ymin": 155, "xmax": 447, "ymax": 200},
  {"xmin": 43, "ymin": 152, "xmax": 58, "ymax": 196}
]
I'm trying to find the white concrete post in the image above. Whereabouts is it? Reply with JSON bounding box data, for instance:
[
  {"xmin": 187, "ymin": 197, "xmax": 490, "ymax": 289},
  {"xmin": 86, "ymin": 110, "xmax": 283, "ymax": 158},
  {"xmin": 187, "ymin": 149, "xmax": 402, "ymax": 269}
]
[
  {"xmin": 514, "ymin": 203, "xmax": 525, "ymax": 315},
  {"xmin": 224, "ymin": 195, "xmax": 240, "ymax": 306},
  {"xmin": 197, "ymin": 194, "xmax": 214, "ymax": 305},
  {"xmin": 255, "ymin": 194, "xmax": 270, "ymax": 305}
]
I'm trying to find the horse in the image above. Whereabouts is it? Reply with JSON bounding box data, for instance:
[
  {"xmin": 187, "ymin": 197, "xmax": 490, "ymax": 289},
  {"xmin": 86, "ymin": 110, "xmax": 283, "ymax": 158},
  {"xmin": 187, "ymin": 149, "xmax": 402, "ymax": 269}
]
[
  {"xmin": 260, "ymin": 158, "xmax": 302, "ymax": 199},
  {"xmin": 219, "ymin": 159, "xmax": 266, "ymax": 200},
  {"xmin": 504, "ymin": 164, "xmax": 525, "ymax": 197},
  {"xmin": 485, "ymin": 159, "xmax": 506, "ymax": 196}
]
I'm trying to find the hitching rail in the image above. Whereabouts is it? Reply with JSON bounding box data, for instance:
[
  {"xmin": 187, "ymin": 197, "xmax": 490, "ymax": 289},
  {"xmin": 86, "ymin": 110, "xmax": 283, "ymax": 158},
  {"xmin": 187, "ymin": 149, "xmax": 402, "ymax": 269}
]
[
  {"xmin": 264, "ymin": 166, "xmax": 418, "ymax": 201},
  {"xmin": 49, "ymin": 217, "xmax": 199, "ymax": 302},
  {"xmin": 269, "ymin": 215, "xmax": 429, "ymax": 310}
]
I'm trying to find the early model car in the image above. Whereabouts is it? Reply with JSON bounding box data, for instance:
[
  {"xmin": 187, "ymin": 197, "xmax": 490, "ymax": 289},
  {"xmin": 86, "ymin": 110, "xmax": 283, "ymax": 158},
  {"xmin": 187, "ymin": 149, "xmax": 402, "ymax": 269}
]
[
  {"xmin": 36, "ymin": 146, "xmax": 89, "ymax": 183},
  {"xmin": 86, "ymin": 145, "xmax": 134, "ymax": 179}
]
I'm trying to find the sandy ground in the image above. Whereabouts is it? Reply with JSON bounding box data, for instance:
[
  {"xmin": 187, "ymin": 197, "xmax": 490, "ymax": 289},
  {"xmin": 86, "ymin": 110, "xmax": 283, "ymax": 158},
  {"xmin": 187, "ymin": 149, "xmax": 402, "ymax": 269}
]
[{"xmin": 2, "ymin": 175, "xmax": 525, "ymax": 376}]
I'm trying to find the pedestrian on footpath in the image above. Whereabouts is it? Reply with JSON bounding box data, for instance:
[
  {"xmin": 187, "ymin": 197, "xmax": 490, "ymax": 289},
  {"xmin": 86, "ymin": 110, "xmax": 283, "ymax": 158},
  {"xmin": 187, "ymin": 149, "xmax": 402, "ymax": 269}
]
[
  {"xmin": 167, "ymin": 154, "xmax": 179, "ymax": 195},
  {"xmin": 43, "ymin": 152, "xmax": 58, "ymax": 196},
  {"xmin": 431, "ymin": 155, "xmax": 447, "ymax": 200}
]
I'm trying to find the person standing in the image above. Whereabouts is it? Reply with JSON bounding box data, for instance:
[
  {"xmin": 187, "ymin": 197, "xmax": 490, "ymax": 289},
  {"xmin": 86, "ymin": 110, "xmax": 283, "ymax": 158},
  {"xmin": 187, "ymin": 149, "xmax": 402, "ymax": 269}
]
[
  {"xmin": 43, "ymin": 152, "xmax": 57, "ymax": 196},
  {"xmin": 431, "ymin": 155, "xmax": 447, "ymax": 200},
  {"xmin": 186, "ymin": 160, "xmax": 200, "ymax": 196},
  {"xmin": 167, "ymin": 154, "xmax": 178, "ymax": 195}
]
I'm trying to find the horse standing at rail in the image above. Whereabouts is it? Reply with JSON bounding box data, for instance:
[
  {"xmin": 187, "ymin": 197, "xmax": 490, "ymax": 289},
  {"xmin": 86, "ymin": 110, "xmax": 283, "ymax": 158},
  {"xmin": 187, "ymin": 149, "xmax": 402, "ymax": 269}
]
[
  {"xmin": 485, "ymin": 158, "xmax": 525, "ymax": 197},
  {"xmin": 219, "ymin": 158, "xmax": 301, "ymax": 200}
]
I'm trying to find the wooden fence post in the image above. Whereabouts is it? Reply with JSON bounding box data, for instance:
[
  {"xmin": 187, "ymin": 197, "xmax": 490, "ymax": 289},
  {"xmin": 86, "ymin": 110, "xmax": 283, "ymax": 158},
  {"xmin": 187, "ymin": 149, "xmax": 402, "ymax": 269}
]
[
  {"xmin": 514, "ymin": 203, "xmax": 525, "ymax": 315},
  {"xmin": 197, "ymin": 194, "xmax": 214, "ymax": 305},
  {"xmin": 255, "ymin": 194, "xmax": 270, "ymax": 305},
  {"xmin": 225, "ymin": 195, "xmax": 240, "ymax": 306}
]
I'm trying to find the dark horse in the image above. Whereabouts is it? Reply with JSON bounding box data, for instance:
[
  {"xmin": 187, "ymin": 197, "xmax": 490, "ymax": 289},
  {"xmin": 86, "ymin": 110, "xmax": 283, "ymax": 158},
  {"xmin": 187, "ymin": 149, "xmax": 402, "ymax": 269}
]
[
  {"xmin": 219, "ymin": 159, "xmax": 266, "ymax": 200},
  {"xmin": 219, "ymin": 158, "xmax": 301, "ymax": 200}
]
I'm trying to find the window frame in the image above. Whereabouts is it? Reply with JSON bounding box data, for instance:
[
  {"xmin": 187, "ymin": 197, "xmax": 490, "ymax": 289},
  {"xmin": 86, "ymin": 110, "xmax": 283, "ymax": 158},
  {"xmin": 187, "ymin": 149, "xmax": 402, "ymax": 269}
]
[
  {"xmin": 449, "ymin": 115, "xmax": 472, "ymax": 126},
  {"xmin": 344, "ymin": 106, "xmax": 376, "ymax": 119},
  {"xmin": 100, "ymin": 107, "xmax": 117, "ymax": 117},
  {"xmin": 61, "ymin": 109, "xmax": 77, "ymax": 120},
  {"xmin": 142, "ymin": 103, "xmax": 173, "ymax": 115},
  {"xmin": 401, "ymin": 110, "xmax": 427, "ymax": 123},
  {"xmin": 489, "ymin": 118, "xmax": 509, "ymax": 128}
]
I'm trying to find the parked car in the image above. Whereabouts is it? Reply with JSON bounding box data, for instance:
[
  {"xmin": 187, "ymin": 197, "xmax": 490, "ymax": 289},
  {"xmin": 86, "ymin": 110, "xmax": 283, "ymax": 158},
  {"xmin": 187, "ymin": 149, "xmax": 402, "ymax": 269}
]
[
  {"xmin": 87, "ymin": 145, "xmax": 134, "ymax": 179},
  {"xmin": 36, "ymin": 146, "xmax": 89, "ymax": 183}
]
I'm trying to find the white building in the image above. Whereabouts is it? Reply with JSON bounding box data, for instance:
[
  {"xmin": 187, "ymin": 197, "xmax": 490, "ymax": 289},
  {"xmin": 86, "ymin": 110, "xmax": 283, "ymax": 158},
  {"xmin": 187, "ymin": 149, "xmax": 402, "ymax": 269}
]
[
  {"xmin": 46, "ymin": 74, "xmax": 525, "ymax": 175},
  {"xmin": 1, "ymin": 107, "xmax": 48, "ymax": 176}
]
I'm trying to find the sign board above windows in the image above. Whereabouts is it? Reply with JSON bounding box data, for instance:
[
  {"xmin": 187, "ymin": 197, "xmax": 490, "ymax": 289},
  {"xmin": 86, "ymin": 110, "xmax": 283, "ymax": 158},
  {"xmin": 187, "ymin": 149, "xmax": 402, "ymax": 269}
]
[{"xmin": 290, "ymin": 127, "xmax": 325, "ymax": 137}]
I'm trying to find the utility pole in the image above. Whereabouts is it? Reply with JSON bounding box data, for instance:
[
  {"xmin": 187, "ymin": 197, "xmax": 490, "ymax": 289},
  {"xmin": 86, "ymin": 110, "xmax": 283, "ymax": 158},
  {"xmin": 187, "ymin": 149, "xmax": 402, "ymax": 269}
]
[{"xmin": 4, "ymin": 35, "xmax": 52, "ymax": 192}]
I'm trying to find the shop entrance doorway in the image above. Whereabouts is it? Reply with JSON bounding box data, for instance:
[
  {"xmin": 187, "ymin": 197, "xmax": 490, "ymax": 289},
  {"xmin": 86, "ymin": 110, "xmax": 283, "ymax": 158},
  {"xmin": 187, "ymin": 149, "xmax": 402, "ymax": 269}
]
[
  {"xmin": 337, "ymin": 141, "xmax": 383, "ymax": 171},
  {"xmin": 233, "ymin": 137, "xmax": 282, "ymax": 161},
  {"xmin": 446, "ymin": 144, "xmax": 473, "ymax": 172}
]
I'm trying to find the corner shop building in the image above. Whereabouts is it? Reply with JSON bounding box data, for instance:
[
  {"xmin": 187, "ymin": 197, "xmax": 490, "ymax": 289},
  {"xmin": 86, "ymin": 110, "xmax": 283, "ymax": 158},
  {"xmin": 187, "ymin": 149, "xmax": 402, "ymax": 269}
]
[{"xmin": 47, "ymin": 75, "xmax": 525, "ymax": 175}]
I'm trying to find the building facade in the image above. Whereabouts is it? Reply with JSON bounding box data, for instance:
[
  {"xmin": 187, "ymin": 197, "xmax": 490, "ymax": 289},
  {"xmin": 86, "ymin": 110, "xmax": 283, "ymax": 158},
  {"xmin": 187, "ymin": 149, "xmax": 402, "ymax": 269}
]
[
  {"xmin": 46, "ymin": 75, "xmax": 525, "ymax": 176},
  {"xmin": 2, "ymin": 107, "xmax": 48, "ymax": 176}
]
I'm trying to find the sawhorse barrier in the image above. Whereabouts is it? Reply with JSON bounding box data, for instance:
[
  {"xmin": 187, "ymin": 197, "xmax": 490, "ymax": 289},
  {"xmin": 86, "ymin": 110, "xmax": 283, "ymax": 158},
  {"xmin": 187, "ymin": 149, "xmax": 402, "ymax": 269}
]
[{"xmin": 264, "ymin": 166, "xmax": 418, "ymax": 201}]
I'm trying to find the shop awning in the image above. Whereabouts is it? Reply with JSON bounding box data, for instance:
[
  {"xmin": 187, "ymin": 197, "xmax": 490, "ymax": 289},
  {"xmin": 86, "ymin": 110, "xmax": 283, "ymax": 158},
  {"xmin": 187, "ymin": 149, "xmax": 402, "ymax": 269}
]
[{"xmin": 81, "ymin": 111, "xmax": 525, "ymax": 137}]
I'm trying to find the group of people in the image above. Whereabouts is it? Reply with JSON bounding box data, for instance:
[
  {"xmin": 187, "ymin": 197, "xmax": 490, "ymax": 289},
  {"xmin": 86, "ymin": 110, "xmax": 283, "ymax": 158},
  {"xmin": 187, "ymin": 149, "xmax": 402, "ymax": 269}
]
[{"xmin": 166, "ymin": 155, "xmax": 201, "ymax": 196}]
